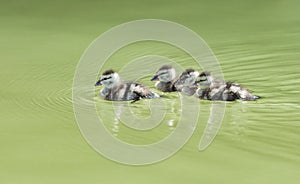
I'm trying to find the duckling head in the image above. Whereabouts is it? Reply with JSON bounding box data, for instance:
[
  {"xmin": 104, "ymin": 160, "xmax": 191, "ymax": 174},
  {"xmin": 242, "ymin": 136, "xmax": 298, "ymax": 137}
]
[
  {"xmin": 176, "ymin": 68, "xmax": 200, "ymax": 87},
  {"xmin": 95, "ymin": 69, "xmax": 120, "ymax": 89},
  {"xmin": 151, "ymin": 65, "xmax": 176, "ymax": 83},
  {"xmin": 195, "ymin": 71, "xmax": 213, "ymax": 89}
]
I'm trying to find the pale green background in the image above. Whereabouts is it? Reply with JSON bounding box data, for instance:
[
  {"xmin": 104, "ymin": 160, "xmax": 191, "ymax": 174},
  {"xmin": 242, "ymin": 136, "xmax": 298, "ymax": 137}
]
[{"xmin": 1, "ymin": 0, "xmax": 300, "ymax": 184}]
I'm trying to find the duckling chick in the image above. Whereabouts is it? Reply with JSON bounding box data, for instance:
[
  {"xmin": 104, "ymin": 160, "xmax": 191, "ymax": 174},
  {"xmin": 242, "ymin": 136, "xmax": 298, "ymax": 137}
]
[
  {"xmin": 95, "ymin": 69, "xmax": 159, "ymax": 102},
  {"xmin": 151, "ymin": 65, "xmax": 199, "ymax": 96},
  {"xmin": 151, "ymin": 65, "xmax": 177, "ymax": 92},
  {"xmin": 195, "ymin": 71, "xmax": 260, "ymax": 101},
  {"xmin": 174, "ymin": 68, "xmax": 200, "ymax": 96}
]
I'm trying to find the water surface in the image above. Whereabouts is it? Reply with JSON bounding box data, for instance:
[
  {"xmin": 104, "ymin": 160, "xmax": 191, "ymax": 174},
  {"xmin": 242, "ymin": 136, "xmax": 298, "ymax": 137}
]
[{"xmin": 1, "ymin": 0, "xmax": 300, "ymax": 183}]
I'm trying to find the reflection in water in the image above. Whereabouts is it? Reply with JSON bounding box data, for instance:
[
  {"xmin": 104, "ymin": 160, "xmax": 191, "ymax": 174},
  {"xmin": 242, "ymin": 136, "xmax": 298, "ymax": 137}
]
[
  {"xmin": 112, "ymin": 118, "xmax": 119, "ymax": 137},
  {"xmin": 110, "ymin": 104, "xmax": 125, "ymax": 137},
  {"xmin": 96, "ymin": 90, "xmax": 228, "ymax": 150},
  {"xmin": 167, "ymin": 119, "xmax": 176, "ymax": 130},
  {"xmin": 198, "ymin": 101, "xmax": 226, "ymax": 150},
  {"xmin": 103, "ymin": 94, "xmax": 181, "ymax": 139},
  {"xmin": 227, "ymin": 101, "xmax": 250, "ymax": 142},
  {"xmin": 167, "ymin": 100, "xmax": 178, "ymax": 130},
  {"xmin": 111, "ymin": 106, "xmax": 121, "ymax": 136},
  {"xmin": 3, "ymin": 0, "xmax": 300, "ymax": 181}
]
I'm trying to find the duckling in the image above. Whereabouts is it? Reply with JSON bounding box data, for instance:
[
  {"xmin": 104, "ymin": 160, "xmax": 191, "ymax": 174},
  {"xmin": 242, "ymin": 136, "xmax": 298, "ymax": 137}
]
[
  {"xmin": 195, "ymin": 71, "xmax": 260, "ymax": 101},
  {"xmin": 151, "ymin": 65, "xmax": 199, "ymax": 95},
  {"xmin": 151, "ymin": 65, "xmax": 177, "ymax": 92},
  {"xmin": 174, "ymin": 69, "xmax": 200, "ymax": 95},
  {"xmin": 95, "ymin": 69, "xmax": 159, "ymax": 102}
]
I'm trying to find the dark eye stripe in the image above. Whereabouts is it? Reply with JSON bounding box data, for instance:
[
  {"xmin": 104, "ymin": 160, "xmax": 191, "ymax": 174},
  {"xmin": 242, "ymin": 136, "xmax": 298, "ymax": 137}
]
[
  {"xmin": 159, "ymin": 72, "xmax": 168, "ymax": 75},
  {"xmin": 101, "ymin": 76, "xmax": 112, "ymax": 81}
]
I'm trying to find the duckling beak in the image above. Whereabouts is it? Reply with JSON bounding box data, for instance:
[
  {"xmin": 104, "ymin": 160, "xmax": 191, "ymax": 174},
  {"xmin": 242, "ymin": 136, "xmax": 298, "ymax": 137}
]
[
  {"xmin": 95, "ymin": 79, "xmax": 102, "ymax": 86},
  {"xmin": 151, "ymin": 75, "xmax": 159, "ymax": 81}
]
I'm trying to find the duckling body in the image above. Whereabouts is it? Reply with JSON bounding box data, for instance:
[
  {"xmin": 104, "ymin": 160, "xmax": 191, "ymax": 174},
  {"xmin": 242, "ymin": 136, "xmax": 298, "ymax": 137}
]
[
  {"xmin": 95, "ymin": 70, "xmax": 159, "ymax": 101},
  {"xmin": 195, "ymin": 71, "xmax": 260, "ymax": 101},
  {"xmin": 151, "ymin": 66, "xmax": 199, "ymax": 95}
]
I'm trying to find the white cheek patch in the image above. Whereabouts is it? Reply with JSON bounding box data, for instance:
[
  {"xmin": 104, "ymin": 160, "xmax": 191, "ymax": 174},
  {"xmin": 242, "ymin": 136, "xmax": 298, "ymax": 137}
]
[
  {"xmin": 199, "ymin": 76, "xmax": 206, "ymax": 81},
  {"xmin": 101, "ymin": 74, "xmax": 112, "ymax": 85},
  {"xmin": 102, "ymin": 80, "xmax": 110, "ymax": 85},
  {"xmin": 103, "ymin": 79, "xmax": 114, "ymax": 88},
  {"xmin": 160, "ymin": 74, "xmax": 171, "ymax": 82}
]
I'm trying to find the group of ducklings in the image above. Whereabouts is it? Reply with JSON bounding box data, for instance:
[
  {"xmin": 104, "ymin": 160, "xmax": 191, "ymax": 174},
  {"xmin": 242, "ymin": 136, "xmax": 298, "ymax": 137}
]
[{"xmin": 95, "ymin": 65, "xmax": 260, "ymax": 102}]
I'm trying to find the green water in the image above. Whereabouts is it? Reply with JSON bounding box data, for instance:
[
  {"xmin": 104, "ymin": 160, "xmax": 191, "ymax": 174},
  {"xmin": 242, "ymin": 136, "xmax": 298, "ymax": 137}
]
[{"xmin": 1, "ymin": 0, "xmax": 300, "ymax": 183}]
